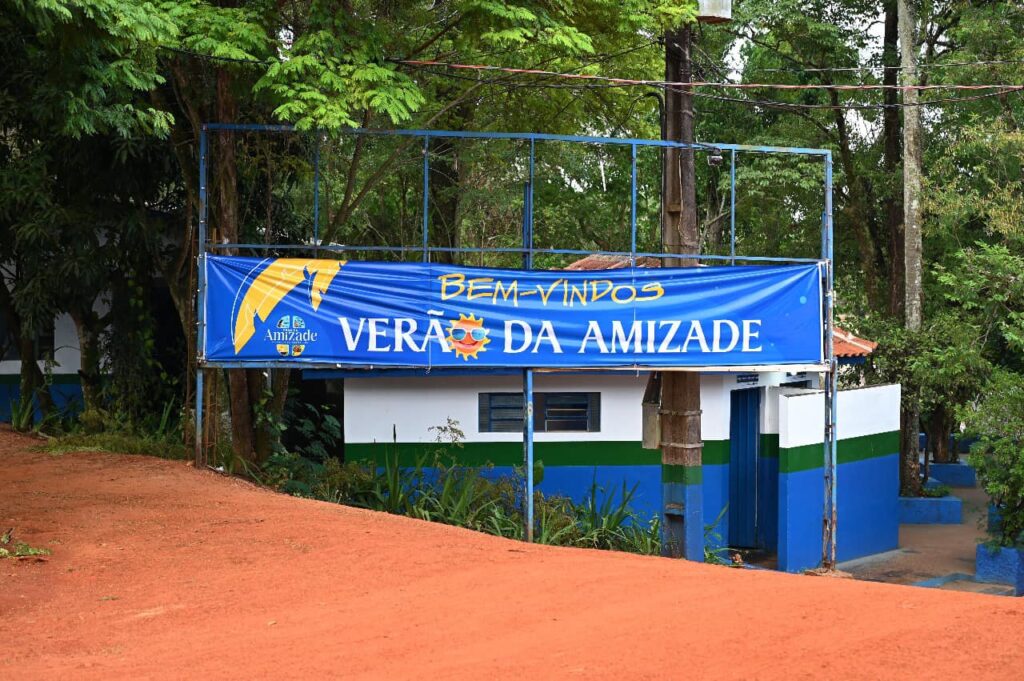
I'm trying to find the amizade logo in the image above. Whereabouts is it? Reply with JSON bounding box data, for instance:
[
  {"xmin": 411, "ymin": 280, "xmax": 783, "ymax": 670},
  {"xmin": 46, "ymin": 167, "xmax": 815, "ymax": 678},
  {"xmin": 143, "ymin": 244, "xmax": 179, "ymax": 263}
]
[{"xmin": 266, "ymin": 314, "xmax": 318, "ymax": 357}]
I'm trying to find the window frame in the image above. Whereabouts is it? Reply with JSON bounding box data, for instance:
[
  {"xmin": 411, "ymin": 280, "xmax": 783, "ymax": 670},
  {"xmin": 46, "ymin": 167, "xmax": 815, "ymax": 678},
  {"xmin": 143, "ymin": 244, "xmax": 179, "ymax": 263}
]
[{"xmin": 478, "ymin": 391, "xmax": 601, "ymax": 433}]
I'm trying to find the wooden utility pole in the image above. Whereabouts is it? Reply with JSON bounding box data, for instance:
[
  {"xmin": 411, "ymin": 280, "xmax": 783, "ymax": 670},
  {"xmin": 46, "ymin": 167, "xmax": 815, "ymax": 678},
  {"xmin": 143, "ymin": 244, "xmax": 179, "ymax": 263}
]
[
  {"xmin": 660, "ymin": 24, "xmax": 704, "ymax": 560},
  {"xmin": 898, "ymin": 0, "xmax": 924, "ymax": 495}
]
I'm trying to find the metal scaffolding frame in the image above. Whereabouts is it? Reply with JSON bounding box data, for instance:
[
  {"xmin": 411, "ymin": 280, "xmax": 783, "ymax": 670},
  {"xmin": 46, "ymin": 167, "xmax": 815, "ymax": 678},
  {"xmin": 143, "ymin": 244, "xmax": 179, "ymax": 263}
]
[{"xmin": 195, "ymin": 124, "xmax": 839, "ymax": 567}]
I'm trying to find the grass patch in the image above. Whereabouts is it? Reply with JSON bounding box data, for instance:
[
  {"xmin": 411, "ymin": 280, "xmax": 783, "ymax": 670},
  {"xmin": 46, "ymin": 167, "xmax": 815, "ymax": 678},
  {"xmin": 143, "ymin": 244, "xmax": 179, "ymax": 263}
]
[
  {"xmin": 41, "ymin": 432, "xmax": 188, "ymax": 460},
  {"xmin": 922, "ymin": 483, "xmax": 952, "ymax": 498},
  {"xmin": 0, "ymin": 529, "xmax": 51, "ymax": 559}
]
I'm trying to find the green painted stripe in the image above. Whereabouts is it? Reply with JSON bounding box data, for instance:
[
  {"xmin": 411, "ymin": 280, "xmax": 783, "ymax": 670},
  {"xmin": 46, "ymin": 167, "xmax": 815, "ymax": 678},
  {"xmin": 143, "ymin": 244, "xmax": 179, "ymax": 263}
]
[
  {"xmin": 703, "ymin": 439, "xmax": 730, "ymax": 466},
  {"xmin": 347, "ymin": 439, "xmax": 733, "ymax": 468},
  {"xmin": 348, "ymin": 432, "xmax": 881, "ymax": 473},
  {"xmin": 662, "ymin": 464, "xmax": 703, "ymax": 485},
  {"xmin": 346, "ymin": 440, "xmax": 662, "ymax": 468},
  {"xmin": 780, "ymin": 430, "xmax": 899, "ymax": 473}
]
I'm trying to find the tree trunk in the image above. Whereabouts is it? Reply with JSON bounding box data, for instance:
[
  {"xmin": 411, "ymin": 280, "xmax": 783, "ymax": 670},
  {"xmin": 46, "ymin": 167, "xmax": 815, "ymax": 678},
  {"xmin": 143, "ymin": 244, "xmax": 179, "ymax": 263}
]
[
  {"xmin": 882, "ymin": 0, "xmax": 905, "ymax": 319},
  {"xmin": 428, "ymin": 136, "xmax": 461, "ymax": 264},
  {"xmin": 661, "ymin": 24, "xmax": 703, "ymax": 559},
  {"xmin": 899, "ymin": 0, "xmax": 925, "ymax": 497},
  {"xmin": 928, "ymin": 407, "xmax": 955, "ymax": 464},
  {"xmin": 900, "ymin": 408, "xmax": 922, "ymax": 496},
  {"xmin": 213, "ymin": 66, "xmax": 257, "ymax": 465},
  {"xmin": 69, "ymin": 307, "xmax": 103, "ymax": 413},
  {"xmin": 0, "ymin": 279, "xmax": 53, "ymax": 415}
]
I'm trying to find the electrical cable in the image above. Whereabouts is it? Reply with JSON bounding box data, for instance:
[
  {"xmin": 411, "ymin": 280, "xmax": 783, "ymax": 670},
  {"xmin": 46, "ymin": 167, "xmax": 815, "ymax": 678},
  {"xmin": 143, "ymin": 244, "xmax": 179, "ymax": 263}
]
[
  {"xmin": 405, "ymin": 62, "xmax": 1024, "ymax": 111},
  {"xmin": 396, "ymin": 59, "xmax": 1024, "ymax": 92}
]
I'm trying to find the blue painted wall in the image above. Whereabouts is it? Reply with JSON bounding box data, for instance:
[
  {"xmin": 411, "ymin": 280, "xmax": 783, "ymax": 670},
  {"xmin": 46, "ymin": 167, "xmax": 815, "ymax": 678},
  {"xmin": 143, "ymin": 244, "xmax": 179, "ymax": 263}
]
[
  {"xmin": 539, "ymin": 465, "xmax": 662, "ymax": 521},
  {"xmin": 703, "ymin": 464, "xmax": 730, "ymax": 549},
  {"xmin": 0, "ymin": 379, "xmax": 83, "ymax": 422},
  {"xmin": 437, "ymin": 449, "xmax": 895, "ymax": 572},
  {"xmin": 778, "ymin": 453, "xmax": 899, "ymax": 572}
]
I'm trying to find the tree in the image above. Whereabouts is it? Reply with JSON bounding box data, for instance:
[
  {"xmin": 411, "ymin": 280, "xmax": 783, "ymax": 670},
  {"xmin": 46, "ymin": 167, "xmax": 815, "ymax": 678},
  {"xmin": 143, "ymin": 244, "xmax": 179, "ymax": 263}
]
[
  {"xmin": 898, "ymin": 0, "xmax": 924, "ymax": 495},
  {"xmin": 1, "ymin": 0, "xmax": 176, "ymax": 417}
]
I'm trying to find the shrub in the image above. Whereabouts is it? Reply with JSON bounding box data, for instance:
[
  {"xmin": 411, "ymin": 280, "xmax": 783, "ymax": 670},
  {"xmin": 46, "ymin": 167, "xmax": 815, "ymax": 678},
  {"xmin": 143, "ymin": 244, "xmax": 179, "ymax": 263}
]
[
  {"xmin": 962, "ymin": 369, "xmax": 1024, "ymax": 547},
  {"xmin": 263, "ymin": 447, "xmax": 669, "ymax": 558}
]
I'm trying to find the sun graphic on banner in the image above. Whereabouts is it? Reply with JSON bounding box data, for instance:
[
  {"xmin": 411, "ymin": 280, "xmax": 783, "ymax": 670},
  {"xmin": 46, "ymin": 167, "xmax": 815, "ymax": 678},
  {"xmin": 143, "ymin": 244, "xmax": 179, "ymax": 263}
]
[{"xmin": 446, "ymin": 313, "xmax": 491, "ymax": 361}]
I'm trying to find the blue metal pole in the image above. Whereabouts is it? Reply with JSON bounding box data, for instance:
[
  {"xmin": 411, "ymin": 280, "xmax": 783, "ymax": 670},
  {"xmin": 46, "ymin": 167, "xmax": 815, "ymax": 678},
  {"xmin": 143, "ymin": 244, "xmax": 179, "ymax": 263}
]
[
  {"xmin": 823, "ymin": 151, "xmax": 838, "ymax": 568},
  {"xmin": 422, "ymin": 135, "xmax": 430, "ymax": 263},
  {"xmin": 195, "ymin": 125, "xmax": 209, "ymax": 466},
  {"xmin": 521, "ymin": 183, "xmax": 530, "ymax": 269},
  {"xmin": 527, "ymin": 138, "xmax": 535, "ymax": 270},
  {"xmin": 524, "ymin": 138, "xmax": 536, "ymax": 542},
  {"xmin": 730, "ymin": 150, "xmax": 737, "ymax": 265},
  {"xmin": 313, "ymin": 131, "xmax": 321, "ymax": 253},
  {"xmin": 524, "ymin": 368, "xmax": 535, "ymax": 542},
  {"xmin": 630, "ymin": 144, "xmax": 638, "ymax": 264}
]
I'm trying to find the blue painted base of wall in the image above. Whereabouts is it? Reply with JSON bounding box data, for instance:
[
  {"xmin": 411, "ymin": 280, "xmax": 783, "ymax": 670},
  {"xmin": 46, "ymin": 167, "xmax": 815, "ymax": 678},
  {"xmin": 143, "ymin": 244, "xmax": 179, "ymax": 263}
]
[
  {"xmin": 899, "ymin": 495, "xmax": 962, "ymax": 524},
  {"xmin": 536, "ymin": 465, "xmax": 662, "ymax": 521},
  {"xmin": 703, "ymin": 463, "xmax": 729, "ymax": 549},
  {"xmin": 0, "ymin": 380, "xmax": 83, "ymax": 422},
  {"xmin": 929, "ymin": 461, "xmax": 976, "ymax": 488},
  {"xmin": 778, "ymin": 453, "xmax": 899, "ymax": 573},
  {"xmin": 976, "ymin": 544, "xmax": 1024, "ymax": 596},
  {"xmin": 428, "ymin": 453, "xmax": 898, "ymax": 573}
]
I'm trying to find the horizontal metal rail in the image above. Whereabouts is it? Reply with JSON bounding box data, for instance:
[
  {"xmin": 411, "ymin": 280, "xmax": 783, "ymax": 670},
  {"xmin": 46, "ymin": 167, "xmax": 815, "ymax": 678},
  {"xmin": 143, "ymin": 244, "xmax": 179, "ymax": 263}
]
[
  {"xmin": 202, "ymin": 123, "xmax": 832, "ymax": 157},
  {"xmin": 207, "ymin": 243, "xmax": 823, "ymax": 265},
  {"xmin": 202, "ymin": 360, "xmax": 829, "ymax": 372}
]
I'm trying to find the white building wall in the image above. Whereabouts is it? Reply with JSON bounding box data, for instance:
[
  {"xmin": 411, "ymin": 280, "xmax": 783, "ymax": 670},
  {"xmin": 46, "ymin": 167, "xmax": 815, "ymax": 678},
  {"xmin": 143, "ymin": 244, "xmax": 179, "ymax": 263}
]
[
  {"xmin": 0, "ymin": 312, "xmax": 82, "ymax": 376},
  {"xmin": 345, "ymin": 370, "xmax": 811, "ymax": 445},
  {"xmin": 779, "ymin": 384, "xmax": 901, "ymax": 449}
]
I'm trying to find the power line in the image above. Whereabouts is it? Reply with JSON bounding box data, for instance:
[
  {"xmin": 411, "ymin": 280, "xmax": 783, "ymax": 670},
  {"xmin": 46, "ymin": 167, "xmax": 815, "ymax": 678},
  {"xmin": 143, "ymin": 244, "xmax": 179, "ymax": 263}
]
[
  {"xmin": 402, "ymin": 61, "xmax": 1023, "ymax": 111},
  {"xmin": 744, "ymin": 58, "xmax": 1024, "ymax": 74},
  {"xmin": 397, "ymin": 59, "xmax": 1024, "ymax": 92}
]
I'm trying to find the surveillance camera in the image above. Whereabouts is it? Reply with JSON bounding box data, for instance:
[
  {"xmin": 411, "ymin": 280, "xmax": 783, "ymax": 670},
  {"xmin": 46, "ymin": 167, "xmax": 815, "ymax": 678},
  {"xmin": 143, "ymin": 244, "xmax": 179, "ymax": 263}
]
[{"xmin": 707, "ymin": 153, "xmax": 724, "ymax": 167}]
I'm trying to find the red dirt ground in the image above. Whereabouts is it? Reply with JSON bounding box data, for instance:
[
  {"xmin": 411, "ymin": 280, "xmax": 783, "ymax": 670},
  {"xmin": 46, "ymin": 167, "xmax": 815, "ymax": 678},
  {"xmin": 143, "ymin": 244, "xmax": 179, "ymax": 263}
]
[{"xmin": 2, "ymin": 429, "xmax": 1023, "ymax": 680}]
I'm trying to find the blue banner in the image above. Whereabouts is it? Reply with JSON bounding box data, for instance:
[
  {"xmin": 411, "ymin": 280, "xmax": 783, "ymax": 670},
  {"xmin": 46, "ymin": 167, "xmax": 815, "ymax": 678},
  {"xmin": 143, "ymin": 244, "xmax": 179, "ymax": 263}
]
[{"xmin": 203, "ymin": 256, "xmax": 824, "ymax": 368}]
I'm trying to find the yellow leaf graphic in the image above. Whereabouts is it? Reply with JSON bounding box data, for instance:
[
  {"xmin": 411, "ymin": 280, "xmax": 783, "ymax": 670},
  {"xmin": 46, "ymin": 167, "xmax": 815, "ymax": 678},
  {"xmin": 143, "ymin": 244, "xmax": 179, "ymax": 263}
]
[{"xmin": 232, "ymin": 259, "xmax": 344, "ymax": 354}]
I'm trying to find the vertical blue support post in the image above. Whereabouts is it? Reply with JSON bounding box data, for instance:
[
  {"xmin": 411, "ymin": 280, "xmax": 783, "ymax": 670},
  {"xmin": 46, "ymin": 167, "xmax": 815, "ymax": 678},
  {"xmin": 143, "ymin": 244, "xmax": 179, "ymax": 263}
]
[
  {"xmin": 822, "ymin": 151, "xmax": 838, "ymax": 568},
  {"xmin": 630, "ymin": 144, "xmax": 638, "ymax": 264},
  {"xmin": 523, "ymin": 137, "xmax": 536, "ymax": 541},
  {"xmin": 195, "ymin": 126, "xmax": 209, "ymax": 466},
  {"xmin": 422, "ymin": 135, "xmax": 430, "ymax": 263},
  {"xmin": 527, "ymin": 138, "xmax": 535, "ymax": 270},
  {"xmin": 521, "ymin": 183, "xmax": 531, "ymax": 269},
  {"xmin": 313, "ymin": 131, "xmax": 321, "ymax": 253},
  {"xmin": 523, "ymin": 368, "xmax": 535, "ymax": 542},
  {"xmin": 729, "ymin": 150, "xmax": 737, "ymax": 264}
]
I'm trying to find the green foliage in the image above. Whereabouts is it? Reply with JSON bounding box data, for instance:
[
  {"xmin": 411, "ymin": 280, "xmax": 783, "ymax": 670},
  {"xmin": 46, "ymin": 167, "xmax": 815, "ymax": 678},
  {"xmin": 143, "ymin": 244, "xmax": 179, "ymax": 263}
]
[
  {"xmin": 0, "ymin": 529, "xmax": 51, "ymax": 559},
  {"xmin": 43, "ymin": 400, "xmax": 187, "ymax": 459},
  {"xmin": 43, "ymin": 431, "xmax": 189, "ymax": 460},
  {"xmin": 962, "ymin": 369, "xmax": 1024, "ymax": 548},
  {"xmin": 261, "ymin": 445, "xmax": 664, "ymax": 556},
  {"xmin": 8, "ymin": 395, "xmax": 37, "ymax": 433},
  {"xmin": 703, "ymin": 504, "xmax": 730, "ymax": 564},
  {"xmin": 921, "ymin": 484, "xmax": 951, "ymax": 499}
]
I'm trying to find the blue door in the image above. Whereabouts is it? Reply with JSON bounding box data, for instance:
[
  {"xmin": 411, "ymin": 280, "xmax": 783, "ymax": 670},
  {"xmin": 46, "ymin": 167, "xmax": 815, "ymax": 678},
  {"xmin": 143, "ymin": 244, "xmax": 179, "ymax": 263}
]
[{"xmin": 729, "ymin": 388, "xmax": 761, "ymax": 548}]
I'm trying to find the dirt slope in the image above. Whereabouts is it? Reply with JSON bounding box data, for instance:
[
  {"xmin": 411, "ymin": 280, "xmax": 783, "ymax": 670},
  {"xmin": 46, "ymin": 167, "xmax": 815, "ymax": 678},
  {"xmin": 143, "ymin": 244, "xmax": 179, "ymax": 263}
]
[{"xmin": 1, "ymin": 429, "xmax": 1022, "ymax": 680}]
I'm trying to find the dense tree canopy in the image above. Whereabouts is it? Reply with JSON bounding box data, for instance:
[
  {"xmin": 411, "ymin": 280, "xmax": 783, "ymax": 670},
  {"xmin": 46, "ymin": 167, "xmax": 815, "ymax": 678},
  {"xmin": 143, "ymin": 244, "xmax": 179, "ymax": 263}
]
[{"xmin": 2, "ymin": 1, "xmax": 1023, "ymax": 498}]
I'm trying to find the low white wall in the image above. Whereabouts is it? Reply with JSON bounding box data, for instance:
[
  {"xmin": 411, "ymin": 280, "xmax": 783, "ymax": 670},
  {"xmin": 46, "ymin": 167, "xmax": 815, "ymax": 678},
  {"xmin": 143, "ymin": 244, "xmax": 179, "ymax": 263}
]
[
  {"xmin": 0, "ymin": 313, "xmax": 82, "ymax": 376},
  {"xmin": 345, "ymin": 373, "xmax": 648, "ymax": 444},
  {"xmin": 345, "ymin": 370, "xmax": 807, "ymax": 445},
  {"xmin": 779, "ymin": 384, "xmax": 901, "ymax": 449}
]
